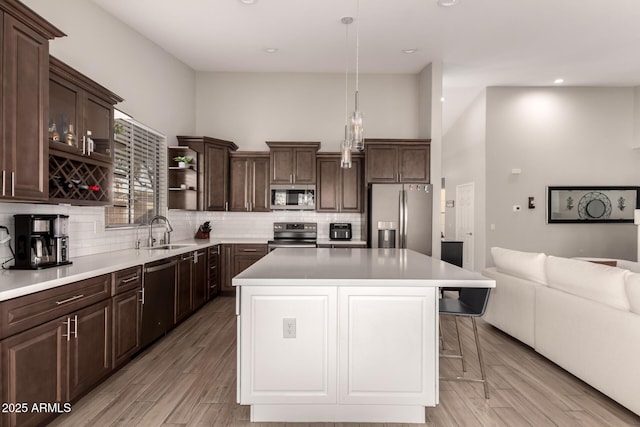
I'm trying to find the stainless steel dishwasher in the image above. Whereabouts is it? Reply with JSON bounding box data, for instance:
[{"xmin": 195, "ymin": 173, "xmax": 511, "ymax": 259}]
[{"xmin": 141, "ymin": 257, "xmax": 177, "ymax": 348}]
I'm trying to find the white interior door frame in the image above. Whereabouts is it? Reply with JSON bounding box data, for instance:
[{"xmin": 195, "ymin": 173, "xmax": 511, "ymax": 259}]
[{"xmin": 455, "ymin": 182, "xmax": 475, "ymax": 271}]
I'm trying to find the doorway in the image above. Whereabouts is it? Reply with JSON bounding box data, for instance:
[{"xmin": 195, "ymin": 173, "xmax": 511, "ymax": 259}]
[{"xmin": 455, "ymin": 182, "xmax": 475, "ymax": 270}]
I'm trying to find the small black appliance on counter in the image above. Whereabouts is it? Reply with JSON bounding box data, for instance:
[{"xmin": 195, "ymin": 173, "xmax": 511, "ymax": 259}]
[
  {"xmin": 12, "ymin": 214, "xmax": 72, "ymax": 269},
  {"xmin": 329, "ymin": 223, "xmax": 352, "ymax": 241}
]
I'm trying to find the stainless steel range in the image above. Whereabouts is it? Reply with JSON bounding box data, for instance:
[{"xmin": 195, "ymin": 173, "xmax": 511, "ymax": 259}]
[{"xmin": 267, "ymin": 222, "xmax": 317, "ymax": 252}]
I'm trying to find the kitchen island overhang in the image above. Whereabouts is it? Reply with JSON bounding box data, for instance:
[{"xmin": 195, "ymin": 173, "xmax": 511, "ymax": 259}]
[{"xmin": 233, "ymin": 248, "xmax": 495, "ymax": 423}]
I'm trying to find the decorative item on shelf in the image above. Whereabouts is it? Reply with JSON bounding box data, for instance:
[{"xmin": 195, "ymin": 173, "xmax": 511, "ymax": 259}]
[
  {"xmin": 195, "ymin": 221, "xmax": 212, "ymax": 239},
  {"xmin": 64, "ymin": 123, "xmax": 77, "ymax": 148},
  {"xmin": 173, "ymin": 156, "xmax": 192, "ymax": 169},
  {"xmin": 50, "ymin": 122, "xmax": 60, "ymax": 142}
]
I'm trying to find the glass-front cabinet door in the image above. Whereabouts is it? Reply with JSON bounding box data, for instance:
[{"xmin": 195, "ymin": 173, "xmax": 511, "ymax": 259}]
[
  {"xmin": 49, "ymin": 59, "xmax": 116, "ymax": 165},
  {"xmin": 84, "ymin": 94, "xmax": 114, "ymax": 163},
  {"xmin": 49, "ymin": 76, "xmax": 83, "ymax": 156}
]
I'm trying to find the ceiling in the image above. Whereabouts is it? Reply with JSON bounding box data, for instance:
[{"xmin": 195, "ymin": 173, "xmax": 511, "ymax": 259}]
[{"xmin": 91, "ymin": 0, "xmax": 640, "ymax": 131}]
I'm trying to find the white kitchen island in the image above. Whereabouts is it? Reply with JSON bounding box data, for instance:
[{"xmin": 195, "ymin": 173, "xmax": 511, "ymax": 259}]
[{"xmin": 233, "ymin": 248, "xmax": 495, "ymax": 423}]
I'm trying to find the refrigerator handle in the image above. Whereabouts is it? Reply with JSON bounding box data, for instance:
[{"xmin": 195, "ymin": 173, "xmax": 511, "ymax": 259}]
[
  {"xmin": 398, "ymin": 190, "xmax": 403, "ymax": 248},
  {"xmin": 403, "ymin": 189, "xmax": 408, "ymax": 248},
  {"xmin": 399, "ymin": 189, "xmax": 405, "ymax": 248}
]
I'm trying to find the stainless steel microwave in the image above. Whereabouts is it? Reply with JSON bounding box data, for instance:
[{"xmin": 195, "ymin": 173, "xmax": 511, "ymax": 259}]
[{"xmin": 270, "ymin": 184, "xmax": 315, "ymax": 210}]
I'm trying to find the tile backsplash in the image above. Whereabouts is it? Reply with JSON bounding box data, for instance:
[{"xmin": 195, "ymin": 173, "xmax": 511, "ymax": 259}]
[{"xmin": 0, "ymin": 202, "xmax": 363, "ymax": 267}]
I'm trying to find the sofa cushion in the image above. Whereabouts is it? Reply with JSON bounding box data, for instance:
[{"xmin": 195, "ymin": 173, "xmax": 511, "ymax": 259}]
[
  {"xmin": 491, "ymin": 247, "xmax": 547, "ymax": 285},
  {"xmin": 546, "ymin": 256, "xmax": 630, "ymax": 311},
  {"xmin": 617, "ymin": 259, "xmax": 640, "ymax": 273},
  {"xmin": 626, "ymin": 273, "xmax": 640, "ymax": 314}
]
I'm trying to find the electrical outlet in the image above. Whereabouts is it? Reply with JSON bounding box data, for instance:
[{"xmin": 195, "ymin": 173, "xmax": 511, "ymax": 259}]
[{"xmin": 283, "ymin": 318, "xmax": 296, "ymax": 338}]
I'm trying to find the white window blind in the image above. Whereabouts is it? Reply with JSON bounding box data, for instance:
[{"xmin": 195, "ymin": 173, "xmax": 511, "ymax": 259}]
[{"xmin": 105, "ymin": 112, "xmax": 166, "ymax": 227}]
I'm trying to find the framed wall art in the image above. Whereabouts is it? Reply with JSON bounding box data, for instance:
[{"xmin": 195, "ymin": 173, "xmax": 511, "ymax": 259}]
[{"xmin": 547, "ymin": 186, "xmax": 640, "ymax": 223}]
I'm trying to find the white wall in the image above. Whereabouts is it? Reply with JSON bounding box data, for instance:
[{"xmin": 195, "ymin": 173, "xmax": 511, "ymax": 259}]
[
  {"xmin": 195, "ymin": 72, "xmax": 420, "ymax": 151},
  {"xmin": 442, "ymin": 90, "xmax": 487, "ymax": 271},
  {"xmin": 486, "ymin": 87, "xmax": 640, "ymax": 262},
  {"xmin": 23, "ymin": 0, "xmax": 196, "ymax": 141}
]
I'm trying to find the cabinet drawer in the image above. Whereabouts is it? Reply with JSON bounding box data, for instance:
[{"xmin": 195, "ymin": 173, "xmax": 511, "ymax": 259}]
[
  {"xmin": 0, "ymin": 274, "xmax": 111, "ymax": 339},
  {"xmin": 112, "ymin": 266, "xmax": 142, "ymax": 295},
  {"xmin": 233, "ymin": 244, "xmax": 268, "ymax": 256}
]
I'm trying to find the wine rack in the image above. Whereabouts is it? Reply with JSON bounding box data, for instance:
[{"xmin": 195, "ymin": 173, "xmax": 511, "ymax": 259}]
[{"xmin": 49, "ymin": 151, "xmax": 112, "ymax": 205}]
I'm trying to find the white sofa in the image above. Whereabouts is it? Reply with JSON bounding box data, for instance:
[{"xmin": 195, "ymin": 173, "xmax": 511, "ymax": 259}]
[{"xmin": 482, "ymin": 247, "xmax": 640, "ymax": 416}]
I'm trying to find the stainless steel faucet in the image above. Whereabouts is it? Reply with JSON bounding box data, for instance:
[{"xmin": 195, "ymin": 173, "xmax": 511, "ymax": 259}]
[{"xmin": 148, "ymin": 215, "xmax": 173, "ymax": 247}]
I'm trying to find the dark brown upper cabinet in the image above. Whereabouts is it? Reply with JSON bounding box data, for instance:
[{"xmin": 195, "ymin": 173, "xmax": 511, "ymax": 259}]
[
  {"xmin": 365, "ymin": 139, "xmax": 431, "ymax": 184},
  {"xmin": 266, "ymin": 141, "xmax": 320, "ymax": 184},
  {"xmin": 176, "ymin": 136, "xmax": 238, "ymax": 211},
  {"xmin": 49, "ymin": 57, "xmax": 123, "ymax": 165},
  {"xmin": 229, "ymin": 152, "xmax": 270, "ymax": 212},
  {"xmin": 48, "ymin": 57, "xmax": 123, "ymax": 205},
  {"xmin": 316, "ymin": 153, "xmax": 363, "ymax": 213},
  {"xmin": 0, "ymin": 1, "xmax": 64, "ymax": 202}
]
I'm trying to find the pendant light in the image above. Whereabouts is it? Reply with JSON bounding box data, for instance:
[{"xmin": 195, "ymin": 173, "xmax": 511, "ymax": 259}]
[
  {"xmin": 340, "ymin": 17, "xmax": 353, "ymax": 169},
  {"xmin": 350, "ymin": 0, "xmax": 364, "ymax": 151}
]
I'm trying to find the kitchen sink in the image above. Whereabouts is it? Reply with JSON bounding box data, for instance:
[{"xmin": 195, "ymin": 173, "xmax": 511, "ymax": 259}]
[{"xmin": 147, "ymin": 244, "xmax": 197, "ymax": 250}]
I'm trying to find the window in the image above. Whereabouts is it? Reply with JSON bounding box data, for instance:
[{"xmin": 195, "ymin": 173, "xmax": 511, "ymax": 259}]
[{"xmin": 105, "ymin": 111, "xmax": 166, "ymax": 227}]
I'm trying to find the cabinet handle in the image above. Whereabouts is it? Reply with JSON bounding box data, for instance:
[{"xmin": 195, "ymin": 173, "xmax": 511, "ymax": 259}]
[
  {"xmin": 289, "ymin": 174, "xmax": 293, "ymax": 183},
  {"xmin": 63, "ymin": 317, "xmax": 71, "ymax": 341},
  {"xmin": 193, "ymin": 252, "xmax": 199, "ymax": 264},
  {"xmin": 225, "ymin": 202, "xmax": 228, "ymax": 211},
  {"xmin": 56, "ymin": 294, "xmax": 84, "ymax": 305},
  {"xmin": 11, "ymin": 172, "xmax": 15, "ymax": 197},
  {"xmin": 139, "ymin": 288, "xmax": 145, "ymax": 304},
  {"xmin": 122, "ymin": 276, "xmax": 139, "ymax": 284},
  {"xmin": 210, "ymin": 265, "xmax": 217, "ymax": 270},
  {"xmin": 242, "ymin": 249, "xmax": 257, "ymax": 252},
  {"xmin": 73, "ymin": 314, "xmax": 78, "ymax": 338},
  {"xmin": 2, "ymin": 170, "xmax": 5, "ymax": 196}
]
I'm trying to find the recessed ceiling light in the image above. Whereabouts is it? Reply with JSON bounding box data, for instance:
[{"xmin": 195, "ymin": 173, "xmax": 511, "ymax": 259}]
[
  {"xmin": 238, "ymin": 0, "xmax": 257, "ymax": 5},
  {"xmin": 402, "ymin": 48, "xmax": 418, "ymax": 54},
  {"xmin": 263, "ymin": 48, "xmax": 278, "ymax": 54},
  {"xmin": 437, "ymin": 0, "xmax": 458, "ymax": 7},
  {"xmin": 553, "ymin": 78, "xmax": 564, "ymax": 84}
]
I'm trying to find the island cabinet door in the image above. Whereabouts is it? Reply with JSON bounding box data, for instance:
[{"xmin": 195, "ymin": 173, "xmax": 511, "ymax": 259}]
[
  {"xmin": 239, "ymin": 286, "xmax": 337, "ymax": 404},
  {"xmin": 337, "ymin": 287, "xmax": 438, "ymax": 406}
]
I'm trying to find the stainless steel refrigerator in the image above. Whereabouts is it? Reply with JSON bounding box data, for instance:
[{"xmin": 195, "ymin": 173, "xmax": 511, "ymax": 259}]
[{"xmin": 368, "ymin": 183, "xmax": 433, "ymax": 255}]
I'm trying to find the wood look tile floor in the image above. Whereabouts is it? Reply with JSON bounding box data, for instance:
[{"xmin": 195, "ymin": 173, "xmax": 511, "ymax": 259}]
[{"xmin": 50, "ymin": 296, "xmax": 640, "ymax": 427}]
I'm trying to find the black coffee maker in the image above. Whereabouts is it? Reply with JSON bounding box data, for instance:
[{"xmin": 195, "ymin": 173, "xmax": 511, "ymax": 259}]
[{"xmin": 12, "ymin": 214, "xmax": 72, "ymax": 269}]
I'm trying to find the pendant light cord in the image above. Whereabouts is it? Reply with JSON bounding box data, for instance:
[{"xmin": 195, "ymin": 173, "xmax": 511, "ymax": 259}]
[
  {"xmin": 345, "ymin": 19, "xmax": 349, "ymax": 129},
  {"xmin": 355, "ymin": 0, "xmax": 360, "ymax": 99}
]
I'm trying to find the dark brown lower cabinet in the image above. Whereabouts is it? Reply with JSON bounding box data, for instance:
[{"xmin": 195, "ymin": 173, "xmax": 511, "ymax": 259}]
[
  {"xmin": 221, "ymin": 244, "xmax": 268, "ymax": 294},
  {"xmin": 1, "ymin": 299, "xmax": 110, "ymax": 427},
  {"xmin": 1, "ymin": 317, "xmax": 67, "ymax": 427},
  {"xmin": 112, "ymin": 289, "xmax": 141, "ymax": 369},
  {"xmin": 175, "ymin": 253, "xmax": 194, "ymax": 324},
  {"xmin": 67, "ymin": 300, "xmax": 111, "ymax": 401},
  {"xmin": 221, "ymin": 244, "xmax": 234, "ymax": 293},
  {"xmin": 192, "ymin": 249, "xmax": 208, "ymax": 309},
  {"xmin": 207, "ymin": 245, "xmax": 220, "ymax": 299}
]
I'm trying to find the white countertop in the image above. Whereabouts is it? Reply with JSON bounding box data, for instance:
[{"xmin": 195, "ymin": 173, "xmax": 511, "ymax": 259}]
[
  {"xmin": 233, "ymin": 248, "xmax": 495, "ymax": 287},
  {"xmin": 0, "ymin": 237, "xmax": 268, "ymax": 301},
  {"xmin": 316, "ymin": 239, "xmax": 367, "ymax": 246}
]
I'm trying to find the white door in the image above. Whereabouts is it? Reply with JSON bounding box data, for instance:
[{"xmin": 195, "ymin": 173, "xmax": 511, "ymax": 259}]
[{"xmin": 455, "ymin": 182, "xmax": 475, "ymax": 270}]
